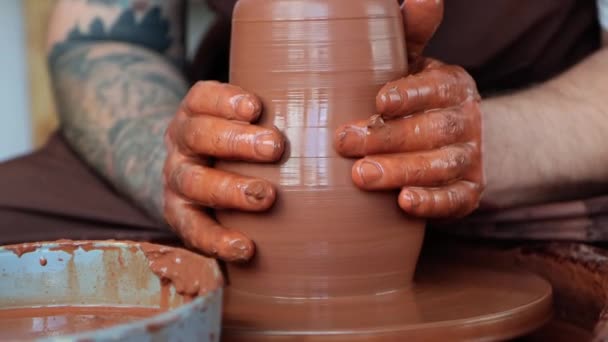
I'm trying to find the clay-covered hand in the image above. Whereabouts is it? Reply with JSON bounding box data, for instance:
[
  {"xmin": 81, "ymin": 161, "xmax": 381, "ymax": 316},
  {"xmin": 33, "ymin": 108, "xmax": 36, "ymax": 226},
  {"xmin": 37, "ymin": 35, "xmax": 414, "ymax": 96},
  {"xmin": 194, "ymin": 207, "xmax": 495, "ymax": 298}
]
[
  {"xmin": 164, "ymin": 81, "xmax": 285, "ymax": 261},
  {"xmin": 335, "ymin": 60, "xmax": 483, "ymax": 218},
  {"xmin": 335, "ymin": 0, "xmax": 484, "ymax": 219}
]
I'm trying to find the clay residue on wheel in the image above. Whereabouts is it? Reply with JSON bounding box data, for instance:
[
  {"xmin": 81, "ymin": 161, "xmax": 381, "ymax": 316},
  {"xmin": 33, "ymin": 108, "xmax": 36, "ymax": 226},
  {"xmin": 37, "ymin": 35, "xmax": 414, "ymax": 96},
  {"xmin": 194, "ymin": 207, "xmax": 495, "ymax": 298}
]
[{"xmin": 139, "ymin": 242, "xmax": 223, "ymax": 298}]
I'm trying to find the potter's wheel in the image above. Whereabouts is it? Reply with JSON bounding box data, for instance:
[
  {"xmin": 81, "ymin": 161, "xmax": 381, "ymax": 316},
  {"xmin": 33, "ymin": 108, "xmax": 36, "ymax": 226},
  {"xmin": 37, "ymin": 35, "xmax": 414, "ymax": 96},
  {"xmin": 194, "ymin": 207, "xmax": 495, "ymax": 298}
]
[{"xmin": 222, "ymin": 261, "xmax": 552, "ymax": 341}]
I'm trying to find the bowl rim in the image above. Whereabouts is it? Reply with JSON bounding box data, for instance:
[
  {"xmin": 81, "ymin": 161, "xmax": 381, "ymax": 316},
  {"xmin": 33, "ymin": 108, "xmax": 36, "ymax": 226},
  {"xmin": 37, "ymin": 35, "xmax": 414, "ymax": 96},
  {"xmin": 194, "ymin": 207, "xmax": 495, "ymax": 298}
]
[{"xmin": 0, "ymin": 240, "xmax": 223, "ymax": 341}]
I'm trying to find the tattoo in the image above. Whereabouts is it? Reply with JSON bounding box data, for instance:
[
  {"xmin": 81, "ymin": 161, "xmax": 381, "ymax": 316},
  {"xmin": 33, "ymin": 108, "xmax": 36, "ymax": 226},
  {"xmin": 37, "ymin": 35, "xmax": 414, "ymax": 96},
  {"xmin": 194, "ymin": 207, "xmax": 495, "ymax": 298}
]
[
  {"xmin": 50, "ymin": 0, "xmax": 184, "ymax": 66},
  {"xmin": 50, "ymin": 9, "xmax": 173, "ymax": 65},
  {"xmin": 50, "ymin": 42, "xmax": 187, "ymax": 221}
]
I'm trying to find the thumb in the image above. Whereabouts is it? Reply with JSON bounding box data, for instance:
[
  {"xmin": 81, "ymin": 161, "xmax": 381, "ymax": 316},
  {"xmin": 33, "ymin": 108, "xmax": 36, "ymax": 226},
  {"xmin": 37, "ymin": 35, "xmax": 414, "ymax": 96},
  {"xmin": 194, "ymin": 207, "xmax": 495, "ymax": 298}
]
[{"xmin": 401, "ymin": 0, "xmax": 444, "ymax": 58}]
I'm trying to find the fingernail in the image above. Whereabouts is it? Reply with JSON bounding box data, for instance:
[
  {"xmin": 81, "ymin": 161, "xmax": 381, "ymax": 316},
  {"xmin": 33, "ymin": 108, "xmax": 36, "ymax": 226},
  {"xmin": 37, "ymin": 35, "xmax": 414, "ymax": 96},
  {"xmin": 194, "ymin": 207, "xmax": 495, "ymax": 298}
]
[
  {"xmin": 357, "ymin": 161, "xmax": 383, "ymax": 185},
  {"xmin": 234, "ymin": 95, "xmax": 259, "ymax": 120},
  {"xmin": 244, "ymin": 181, "xmax": 268, "ymax": 203},
  {"xmin": 230, "ymin": 239, "xmax": 248, "ymax": 252},
  {"xmin": 254, "ymin": 132, "xmax": 280, "ymax": 160},
  {"xmin": 377, "ymin": 88, "xmax": 402, "ymax": 114},
  {"xmin": 402, "ymin": 190, "xmax": 421, "ymax": 209},
  {"xmin": 226, "ymin": 238, "xmax": 254, "ymax": 261},
  {"xmin": 336, "ymin": 127, "xmax": 364, "ymax": 154}
]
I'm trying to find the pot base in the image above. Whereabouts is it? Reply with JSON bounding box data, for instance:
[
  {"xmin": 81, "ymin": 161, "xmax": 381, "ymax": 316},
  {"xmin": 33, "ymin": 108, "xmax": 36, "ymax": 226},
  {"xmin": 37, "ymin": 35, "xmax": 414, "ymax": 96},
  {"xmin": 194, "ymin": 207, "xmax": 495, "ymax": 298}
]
[{"xmin": 222, "ymin": 261, "xmax": 552, "ymax": 341}]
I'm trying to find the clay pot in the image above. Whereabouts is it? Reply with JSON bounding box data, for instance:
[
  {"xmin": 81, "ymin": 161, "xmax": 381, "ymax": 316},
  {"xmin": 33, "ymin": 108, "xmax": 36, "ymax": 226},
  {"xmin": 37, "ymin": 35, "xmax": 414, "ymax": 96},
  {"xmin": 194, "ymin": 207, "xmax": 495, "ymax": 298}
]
[{"xmin": 216, "ymin": 0, "xmax": 424, "ymax": 299}]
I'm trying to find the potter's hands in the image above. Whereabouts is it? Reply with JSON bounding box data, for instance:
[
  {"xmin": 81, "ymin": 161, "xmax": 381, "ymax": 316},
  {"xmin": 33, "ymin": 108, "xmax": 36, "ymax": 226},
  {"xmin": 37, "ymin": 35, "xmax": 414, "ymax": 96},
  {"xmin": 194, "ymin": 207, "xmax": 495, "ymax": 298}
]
[
  {"xmin": 164, "ymin": 81, "xmax": 285, "ymax": 261},
  {"xmin": 335, "ymin": 0, "xmax": 483, "ymax": 219},
  {"xmin": 335, "ymin": 59, "xmax": 484, "ymax": 218}
]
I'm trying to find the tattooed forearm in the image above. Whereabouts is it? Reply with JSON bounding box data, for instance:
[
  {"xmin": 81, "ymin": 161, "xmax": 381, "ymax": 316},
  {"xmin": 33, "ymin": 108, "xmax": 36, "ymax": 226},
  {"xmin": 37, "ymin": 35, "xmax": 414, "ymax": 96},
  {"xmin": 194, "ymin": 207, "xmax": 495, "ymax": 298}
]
[
  {"xmin": 47, "ymin": 0, "xmax": 187, "ymax": 221},
  {"xmin": 50, "ymin": 42, "xmax": 187, "ymax": 221}
]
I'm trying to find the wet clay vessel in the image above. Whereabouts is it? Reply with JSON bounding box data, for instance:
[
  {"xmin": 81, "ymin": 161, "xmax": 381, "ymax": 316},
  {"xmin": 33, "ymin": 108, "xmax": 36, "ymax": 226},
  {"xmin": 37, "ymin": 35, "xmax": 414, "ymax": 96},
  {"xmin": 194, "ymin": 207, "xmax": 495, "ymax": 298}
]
[
  {"xmin": 216, "ymin": 0, "xmax": 553, "ymax": 340},
  {"xmin": 218, "ymin": 0, "xmax": 423, "ymax": 300}
]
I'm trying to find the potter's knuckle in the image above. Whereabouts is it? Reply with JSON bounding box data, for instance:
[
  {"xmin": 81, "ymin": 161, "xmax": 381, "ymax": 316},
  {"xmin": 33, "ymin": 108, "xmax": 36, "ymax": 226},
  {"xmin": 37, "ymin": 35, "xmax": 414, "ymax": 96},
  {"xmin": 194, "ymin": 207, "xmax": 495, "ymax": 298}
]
[
  {"xmin": 183, "ymin": 169, "xmax": 202, "ymax": 193},
  {"xmin": 191, "ymin": 80, "xmax": 209, "ymax": 95},
  {"xmin": 169, "ymin": 167, "xmax": 183, "ymax": 192},
  {"xmin": 166, "ymin": 165, "xmax": 179, "ymax": 191},
  {"xmin": 457, "ymin": 148, "xmax": 469, "ymax": 165},
  {"xmin": 184, "ymin": 120, "xmax": 203, "ymax": 150},
  {"xmin": 465, "ymin": 180, "xmax": 481, "ymax": 194},
  {"xmin": 184, "ymin": 83, "xmax": 201, "ymax": 107},
  {"xmin": 427, "ymin": 67, "xmax": 444, "ymax": 81},
  {"xmin": 211, "ymin": 131, "xmax": 227, "ymax": 155},
  {"xmin": 451, "ymin": 65, "xmax": 468, "ymax": 76},
  {"xmin": 412, "ymin": 167, "xmax": 425, "ymax": 183},
  {"xmin": 438, "ymin": 112, "xmax": 463, "ymax": 138},
  {"xmin": 444, "ymin": 147, "xmax": 467, "ymax": 170},
  {"xmin": 173, "ymin": 164, "xmax": 194, "ymax": 194},
  {"xmin": 214, "ymin": 178, "xmax": 235, "ymax": 207},
  {"xmin": 459, "ymin": 69, "xmax": 475, "ymax": 84},
  {"xmin": 223, "ymin": 130, "xmax": 241, "ymax": 155},
  {"xmin": 402, "ymin": 158, "xmax": 422, "ymax": 184},
  {"xmin": 468, "ymin": 141, "xmax": 480, "ymax": 153},
  {"xmin": 219, "ymin": 81, "xmax": 234, "ymax": 92},
  {"xmin": 457, "ymin": 71, "xmax": 479, "ymax": 95},
  {"xmin": 417, "ymin": 154, "xmax": 432, "ymax": 172}
]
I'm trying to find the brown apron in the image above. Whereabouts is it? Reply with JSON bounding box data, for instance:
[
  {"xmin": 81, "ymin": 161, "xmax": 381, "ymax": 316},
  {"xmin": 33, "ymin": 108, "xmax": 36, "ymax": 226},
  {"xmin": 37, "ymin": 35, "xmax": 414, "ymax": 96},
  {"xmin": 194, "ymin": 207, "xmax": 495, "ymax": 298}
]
[
  {"xmin": 0, "ymin": 0, "xmax": 601, "ymax": 244},
  {"xmin": 0, "ymin": 133, "xmax": 174, "ymax": 244}
]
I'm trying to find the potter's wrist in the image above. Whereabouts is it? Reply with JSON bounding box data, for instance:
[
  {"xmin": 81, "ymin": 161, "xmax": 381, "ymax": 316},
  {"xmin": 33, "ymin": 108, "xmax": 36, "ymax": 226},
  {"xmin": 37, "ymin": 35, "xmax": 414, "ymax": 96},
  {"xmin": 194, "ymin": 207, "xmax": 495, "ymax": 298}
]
[
  {"xmin": 476, "ymin": 93, "xmax": 554, "ymax": 209},
  {"xmin": 477, "ymin": 98, "xmax": 507, "ymax": 210}
]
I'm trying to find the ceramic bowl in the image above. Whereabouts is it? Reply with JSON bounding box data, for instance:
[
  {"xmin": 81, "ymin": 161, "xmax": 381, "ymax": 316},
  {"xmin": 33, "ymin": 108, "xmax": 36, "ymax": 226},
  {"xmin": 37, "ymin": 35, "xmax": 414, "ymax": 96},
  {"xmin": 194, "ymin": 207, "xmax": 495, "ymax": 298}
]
[{"xmin": 0, "ymin": 240, "xmax": 223, "ymax": 341}]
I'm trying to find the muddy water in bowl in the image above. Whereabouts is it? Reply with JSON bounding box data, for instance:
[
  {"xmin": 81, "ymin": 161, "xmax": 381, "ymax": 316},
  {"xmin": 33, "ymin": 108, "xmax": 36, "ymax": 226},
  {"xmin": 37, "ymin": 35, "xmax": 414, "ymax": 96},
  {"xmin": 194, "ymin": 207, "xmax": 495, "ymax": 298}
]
[{"xmin": 0, "ymin": 240, "xmax": 223, "ymax": 341}]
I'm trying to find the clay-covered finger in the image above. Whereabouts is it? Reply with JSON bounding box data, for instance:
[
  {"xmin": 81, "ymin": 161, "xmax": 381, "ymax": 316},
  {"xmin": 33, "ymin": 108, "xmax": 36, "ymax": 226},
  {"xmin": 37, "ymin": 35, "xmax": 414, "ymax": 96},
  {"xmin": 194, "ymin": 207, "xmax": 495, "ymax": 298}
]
[
  {"xmin": 376, "ymin": 64, "xmax": 480, "ymax": 118},
  {"xmin": 168, "ymin": 162, "xmax": 276, "ymax": 211},
  {"xmin": 401, "ymin": 0, "xmax": 444, "ymax": 57},
  {"xmin": 351, "ymin": 144, "xmax": 474, "ymax": 190},
  {"xmin": 164, "ymin": 192, "xmax": 254, "ymax": 262},
  {"xmin": 335, "ymin": 108, "xmax": 472, "ymax": 157},
  {"xmin": 177, "ymin": 114, "xmax": 285, "ymax": 162},
  {"xmin": 398, "ymin": 181, "xmax": 481, "ymax": 218},
  {"xmin": 183, "ymin": 81, "xmax": 262, "ymax": 122}
]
